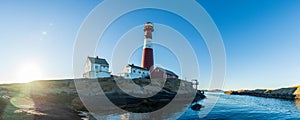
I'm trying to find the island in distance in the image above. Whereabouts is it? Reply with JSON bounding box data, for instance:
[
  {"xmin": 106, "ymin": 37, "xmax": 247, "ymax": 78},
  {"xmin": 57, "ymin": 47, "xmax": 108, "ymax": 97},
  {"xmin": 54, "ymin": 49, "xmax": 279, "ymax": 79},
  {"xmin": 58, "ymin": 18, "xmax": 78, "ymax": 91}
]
[
  {"xmin": 203, "ymin": 89, "xmax": 224, "ymax": 93},
  {"xmin": 224, "ymin": 86, "xmax": 300, "ymax": 100}
]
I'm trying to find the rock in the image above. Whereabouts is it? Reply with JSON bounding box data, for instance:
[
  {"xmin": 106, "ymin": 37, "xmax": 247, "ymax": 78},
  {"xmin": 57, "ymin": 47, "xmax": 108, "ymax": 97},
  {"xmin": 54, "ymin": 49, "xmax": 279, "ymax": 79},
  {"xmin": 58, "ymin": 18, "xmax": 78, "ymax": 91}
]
[
  {"xmin": 293, "ymin": 86, "xmax": 300, "ymax": 99},
  {"xmin": 0, "ymin": 78, "xmax": 206, "ymax": 119},
  {"xmin": 224, "ymin": 86, "xmax": 300, "ymax": 100},
  {"xmin": 71, "ymin": 97, "xmax": 87, "ymax": 111},
  {"xmin": 191, "ymin": 103, "xmax": 203, "ymax": 111}
]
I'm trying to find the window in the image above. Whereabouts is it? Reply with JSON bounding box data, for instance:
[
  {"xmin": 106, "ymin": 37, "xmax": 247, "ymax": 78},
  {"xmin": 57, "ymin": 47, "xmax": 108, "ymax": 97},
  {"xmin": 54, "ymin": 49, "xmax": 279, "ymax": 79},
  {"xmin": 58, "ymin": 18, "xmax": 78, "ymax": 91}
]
[
  {"xmin": 138, "ymin": 71, "xmax": 141, "ymax": 74},
  {"xmin": 133, "ymin": 70, "xmax": 136, "ymax": 73}
]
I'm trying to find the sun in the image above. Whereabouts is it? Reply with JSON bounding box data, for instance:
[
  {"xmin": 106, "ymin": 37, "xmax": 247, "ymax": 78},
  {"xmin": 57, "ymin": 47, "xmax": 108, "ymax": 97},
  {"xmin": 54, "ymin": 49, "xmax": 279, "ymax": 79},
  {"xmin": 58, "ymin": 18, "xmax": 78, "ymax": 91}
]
[{"xmin": 18, "ymin": 62, "xmax": 43, "ymax": 83}]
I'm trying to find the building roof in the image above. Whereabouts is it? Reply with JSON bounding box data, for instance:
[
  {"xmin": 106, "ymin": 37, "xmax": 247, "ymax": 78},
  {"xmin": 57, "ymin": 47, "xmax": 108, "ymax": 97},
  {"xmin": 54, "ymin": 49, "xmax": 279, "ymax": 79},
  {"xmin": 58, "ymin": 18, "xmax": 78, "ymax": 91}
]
[
  {"xmin": 88, "ymin": 56, "xmax": 109, "ymax": 65},
  {"xmin": 127, "ymin": 64, "xmax": 148, "ymax": 71},
  {"xmin": 165, "ymin": 69, "xmax": 178, "ymax": 77},
  {"xmin": 156, "ymin": 67, "xmax": 178, "ymax": 77}
]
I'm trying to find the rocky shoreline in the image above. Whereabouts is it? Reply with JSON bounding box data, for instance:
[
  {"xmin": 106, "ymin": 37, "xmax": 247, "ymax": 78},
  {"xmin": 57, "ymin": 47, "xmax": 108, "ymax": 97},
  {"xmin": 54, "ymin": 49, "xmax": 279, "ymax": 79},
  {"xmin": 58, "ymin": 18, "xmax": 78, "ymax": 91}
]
[
  {"xmin": 75, "ymin": 78, "xmax": 205, "ymax": 114},
  {"xmin": 224, "ymin": 86, "xmax": 300, "ymax": 100},
  {"xmin": 0, "ymin": 78, "xmax": 205, "ymax": 119}
]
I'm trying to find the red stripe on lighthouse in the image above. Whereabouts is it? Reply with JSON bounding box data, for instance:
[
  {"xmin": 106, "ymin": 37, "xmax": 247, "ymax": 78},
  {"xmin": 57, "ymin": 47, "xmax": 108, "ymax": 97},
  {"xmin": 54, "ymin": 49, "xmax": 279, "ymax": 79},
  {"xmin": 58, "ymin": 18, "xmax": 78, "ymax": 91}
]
[{"xmin": 142, "ymin": 48, "xmax": 153, "ymax": 69}]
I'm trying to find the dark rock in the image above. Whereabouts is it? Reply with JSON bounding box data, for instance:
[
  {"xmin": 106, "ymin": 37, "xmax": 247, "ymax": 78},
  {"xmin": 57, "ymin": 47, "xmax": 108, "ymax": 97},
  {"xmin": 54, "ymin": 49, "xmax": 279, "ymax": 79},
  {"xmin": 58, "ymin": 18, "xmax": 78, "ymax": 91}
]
[{"xmin": 191, "ymin": 103, "xmax": 203, "ymax": 111}]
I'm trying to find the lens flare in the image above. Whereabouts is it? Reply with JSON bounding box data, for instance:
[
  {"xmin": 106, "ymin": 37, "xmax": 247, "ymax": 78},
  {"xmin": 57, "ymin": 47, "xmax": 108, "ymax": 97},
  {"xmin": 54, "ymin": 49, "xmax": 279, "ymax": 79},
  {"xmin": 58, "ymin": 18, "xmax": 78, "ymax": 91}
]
[{"xmin": 18, "ymin": 62, "xmax": 42, "ymax": 83}]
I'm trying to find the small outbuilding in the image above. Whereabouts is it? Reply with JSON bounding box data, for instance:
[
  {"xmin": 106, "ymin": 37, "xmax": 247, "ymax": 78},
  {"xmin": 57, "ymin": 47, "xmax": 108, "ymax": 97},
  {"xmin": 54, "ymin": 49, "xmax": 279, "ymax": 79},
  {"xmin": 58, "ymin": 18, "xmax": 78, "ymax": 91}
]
[
  {"xmin": 119, "ymin": 64, "xmax": 150, "ymax": 79},
  {"xmin": 83, "ymin": 56, "xmax": 111, "ymax": 78},
  {"xmin": 150, "ymin": 67, "xmax": 178, "ymax": 79}
]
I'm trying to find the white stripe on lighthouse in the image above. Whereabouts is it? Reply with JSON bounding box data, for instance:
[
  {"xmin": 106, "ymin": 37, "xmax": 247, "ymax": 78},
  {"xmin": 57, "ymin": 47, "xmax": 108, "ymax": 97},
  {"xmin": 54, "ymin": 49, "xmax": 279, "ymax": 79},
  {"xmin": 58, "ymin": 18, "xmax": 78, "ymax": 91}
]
[{"xmin": 144, "ymin": 38, "xmax": 152, "ymax": 49}]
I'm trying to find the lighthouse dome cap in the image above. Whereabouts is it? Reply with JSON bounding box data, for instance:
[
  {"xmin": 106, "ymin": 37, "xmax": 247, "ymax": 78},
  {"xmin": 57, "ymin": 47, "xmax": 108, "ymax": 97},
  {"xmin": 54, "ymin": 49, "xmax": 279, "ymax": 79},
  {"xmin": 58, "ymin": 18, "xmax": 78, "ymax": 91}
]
[{"xmin": 145, "ymin": 22, "xmax": 153, "ymax": 25}]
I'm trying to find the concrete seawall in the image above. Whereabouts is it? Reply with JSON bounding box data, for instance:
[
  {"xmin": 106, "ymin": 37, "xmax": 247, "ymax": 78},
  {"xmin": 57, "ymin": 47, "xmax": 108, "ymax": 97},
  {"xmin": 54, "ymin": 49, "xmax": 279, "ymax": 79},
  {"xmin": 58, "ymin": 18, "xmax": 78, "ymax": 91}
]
[{"xmin": 224, "ymin": 86, "xmax": 300, "ymax": 100}]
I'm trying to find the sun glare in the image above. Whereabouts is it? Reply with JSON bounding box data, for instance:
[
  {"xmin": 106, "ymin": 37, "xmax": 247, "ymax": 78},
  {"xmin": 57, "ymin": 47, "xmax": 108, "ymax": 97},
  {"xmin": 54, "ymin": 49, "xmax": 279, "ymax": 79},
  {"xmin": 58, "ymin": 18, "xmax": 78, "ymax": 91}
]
[{"xmin": 18, "ymin": 62, "xmax": 43, "ymax": 83}]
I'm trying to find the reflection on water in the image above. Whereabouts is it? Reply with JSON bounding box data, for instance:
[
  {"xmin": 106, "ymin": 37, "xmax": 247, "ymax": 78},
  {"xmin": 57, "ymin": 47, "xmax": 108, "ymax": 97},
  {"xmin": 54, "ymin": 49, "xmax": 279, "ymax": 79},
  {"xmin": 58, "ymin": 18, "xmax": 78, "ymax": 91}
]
[
  {"xmin": 295, "ymin": 99, "xmax": 300, "ymax": 111},
  {"xmin": 91, "ymin": 93, "xmax": 300, "ymax": 119},
  {"xmin": 91, "ymin": 101, "xmax": 192, "ymax": 120}
]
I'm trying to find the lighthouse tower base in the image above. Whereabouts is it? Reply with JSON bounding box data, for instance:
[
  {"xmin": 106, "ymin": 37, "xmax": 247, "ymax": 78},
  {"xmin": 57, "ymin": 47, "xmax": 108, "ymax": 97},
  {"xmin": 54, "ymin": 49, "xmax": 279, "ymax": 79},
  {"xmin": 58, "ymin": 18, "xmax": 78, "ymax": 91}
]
[{"xmin": 142, "ymin": 48, "xmax": 153, "ymax": 70}]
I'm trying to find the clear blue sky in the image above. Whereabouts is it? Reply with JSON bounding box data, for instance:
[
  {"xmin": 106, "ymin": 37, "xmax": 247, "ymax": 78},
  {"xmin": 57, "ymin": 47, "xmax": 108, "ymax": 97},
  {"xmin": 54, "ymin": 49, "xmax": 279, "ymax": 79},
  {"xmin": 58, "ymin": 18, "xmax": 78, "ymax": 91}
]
[{"xmin": 1, "ymin": 0, "xmax": 300, "ymax": 90}]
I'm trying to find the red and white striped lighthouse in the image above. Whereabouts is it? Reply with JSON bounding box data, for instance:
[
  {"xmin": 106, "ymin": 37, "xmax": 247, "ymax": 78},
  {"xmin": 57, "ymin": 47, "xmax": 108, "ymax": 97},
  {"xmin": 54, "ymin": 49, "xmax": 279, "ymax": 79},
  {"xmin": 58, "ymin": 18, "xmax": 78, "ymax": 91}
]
[{"xmin": 141, "ymin": 22, "xmax": 154, "ymax": 70}]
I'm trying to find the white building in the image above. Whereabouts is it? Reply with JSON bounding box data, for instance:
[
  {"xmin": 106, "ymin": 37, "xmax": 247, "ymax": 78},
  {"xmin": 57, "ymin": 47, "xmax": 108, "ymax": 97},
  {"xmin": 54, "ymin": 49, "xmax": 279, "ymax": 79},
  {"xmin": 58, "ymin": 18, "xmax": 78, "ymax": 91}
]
[
  {"xmin": 83, "ymin": 56, "xmax": 111, "ymax": 78},
  {"xmin": 119, "ymin": 64, "xmax": 150, "ymax": 79}
]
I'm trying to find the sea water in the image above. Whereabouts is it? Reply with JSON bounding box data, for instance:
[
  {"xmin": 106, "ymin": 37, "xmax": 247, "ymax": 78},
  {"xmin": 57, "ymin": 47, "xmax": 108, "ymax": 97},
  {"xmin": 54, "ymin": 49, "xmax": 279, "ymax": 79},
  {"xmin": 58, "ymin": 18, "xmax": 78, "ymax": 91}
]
[
  {"xmin": 94, "ymin": 92, "xmax": 300, "ymax": 119},
  {"xmin": 179, "ymin": 92, "xmax": 300, "ymax": 119}
]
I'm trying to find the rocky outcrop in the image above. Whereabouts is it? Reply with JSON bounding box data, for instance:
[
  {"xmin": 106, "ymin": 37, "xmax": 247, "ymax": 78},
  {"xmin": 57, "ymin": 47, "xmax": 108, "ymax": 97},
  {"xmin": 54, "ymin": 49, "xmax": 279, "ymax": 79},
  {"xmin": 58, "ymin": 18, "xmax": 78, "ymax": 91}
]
[
  {"xmin": 76, "ymin": 78, "xmax": 205, "ymax": 113},
  {"xmin": 224, "ymin": 86, "xmax": 300, "ymax": 100},
  {"xmin": 1, "ymin": 78, "xmax": 205, "ymax": 119},
  {"xmin": 294, "ymin": 86, "xmax": 300, "ymax": 99}
]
